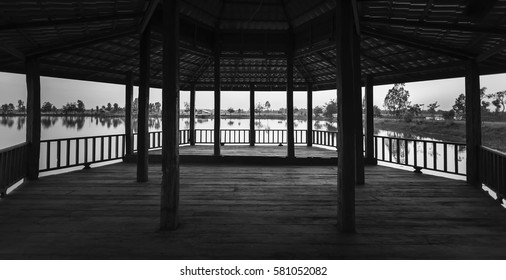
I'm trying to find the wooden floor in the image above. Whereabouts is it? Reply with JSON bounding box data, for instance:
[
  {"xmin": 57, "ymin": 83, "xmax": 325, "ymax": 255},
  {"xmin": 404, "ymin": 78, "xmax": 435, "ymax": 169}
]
[
  {"xmin": 1, "ymin": 161, "xmax": 506, "ymax": 259},
  {"xmin": 154, "ymin": 144, "xmax": 337, "ymax": 158}
]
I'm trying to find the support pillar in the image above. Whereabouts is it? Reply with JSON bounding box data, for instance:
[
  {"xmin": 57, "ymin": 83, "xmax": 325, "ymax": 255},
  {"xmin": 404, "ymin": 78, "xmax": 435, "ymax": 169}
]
[
  {"xmin": 25, "ymin": 57, "xmax": 41, "ymax": 180},
  {"xmin": 365, "ymin": 75, "xmax": 377, "ymax": 165},
  {"xmin": 307, "ymin": 83, "xmax": 313, "ymax": 146},
  {"xmin": 214, "ymin": 33, "xmax": 221, "ymax": 156},
  {"xmin": 286, "ymin": 32, "xmax": 295, "ymax": 158},
  {"xmin": 353, "ymin": 30, "xmax": 365, "ymax": 185},
  {"xmin": 249, "ymin": 83, "xmax": 255, "ymax": 146},
  {"xmin": 125, "ymin": 71, "xmax": 134, "ymax": 158},
  {"xmin": 189, "ymin": 83, "xmax": 196, "ymax": 146},
  {"xmin": 465, "ymin": 60, "xmax": 481, "ymax": 186},
  {"xmin": 335, "ymin": 0, "xmax": 356, "ymax": 233},
  {"xmin": 160, "ymin": 0, "xmax": 180, "ymax": 230},
  {"xmin": 137, "ymin": 25, "xmax": 150, "ymax": 182}
]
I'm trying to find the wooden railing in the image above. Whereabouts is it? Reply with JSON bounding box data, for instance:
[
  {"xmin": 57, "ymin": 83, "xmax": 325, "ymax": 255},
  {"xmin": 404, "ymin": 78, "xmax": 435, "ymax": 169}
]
[
  {"xmin": 373, "ymin": 135, "xmax": 466, "ymax": 175},
  {"xmin": 480, "ymin": 146, "xmax": 506, "ymax": 202},
  {"xmin": 0, "ymin": 143, "xmax": 28, "ymax": 196},
  {"xmin": 39, "ymin": 134, "xmax": 125, "ymax": 172},
  {"xmin": 312, "ymin": 130, "xmax": 337, "ymax": 147}
]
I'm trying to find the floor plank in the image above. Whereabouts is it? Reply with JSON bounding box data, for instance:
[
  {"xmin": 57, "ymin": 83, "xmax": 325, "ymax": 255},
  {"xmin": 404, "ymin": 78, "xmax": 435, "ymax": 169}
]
[{"xmin": 1, "ymin": 150, "xmax": 506, "ymax": 259}]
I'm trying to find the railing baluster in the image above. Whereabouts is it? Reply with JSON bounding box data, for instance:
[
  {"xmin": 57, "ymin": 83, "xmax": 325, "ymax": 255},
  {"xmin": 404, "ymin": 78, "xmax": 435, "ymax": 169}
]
[
  {"xmin": 115, "ymin": 136, "xmax": 119, "ymax": 158},
  {"xmin": 75, "ymin": 139, "xmax": 80, "ymax": 165},
  {"xmin": 101, "ymin": 136, "xmax": 105, "ymax": 161},
  {"xmin": 454, "ymin": 144, "xmax": 459, "ymax": 174},
  {"xmin": 66, "ymin": 139, "xmax": 71, "ymax": 167},
  {"xmin": 46, "ymin": 141, "xmax": 51, "ymax": 170},
  {"xmin": 92, "ymin": 137, "xmax": 96, "ymax": 162},
  {"xmin": 443, "ymin": 143, "xmax": 448, "ymax": 172},
  {"xmin": 423, "ymin": 141, "xmax": 427, "ymax": 169},
  {"xmin": 433, "ymin": 142, "xmax": 437, "ymax": 170},
  {"xmin": 57, "ymin": 140, "xmax": 61, "ymax": 168}
]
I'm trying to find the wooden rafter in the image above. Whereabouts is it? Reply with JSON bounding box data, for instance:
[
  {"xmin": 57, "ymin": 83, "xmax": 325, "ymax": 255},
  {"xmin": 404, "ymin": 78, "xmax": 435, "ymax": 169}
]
[
  {"xmin": 139, "ymin": 0, "xmax": 160, "ymax": 34},
  {"xmin": 361, "ymin": 17, "xmax": 506, "ymax": 36},
  {"xmin": 0, "ymin": 13, "xmax": 142, "ymax": 32},
  {"xmin": 362, "ymin": 27, "xmax": 474, "ymax": 60}
]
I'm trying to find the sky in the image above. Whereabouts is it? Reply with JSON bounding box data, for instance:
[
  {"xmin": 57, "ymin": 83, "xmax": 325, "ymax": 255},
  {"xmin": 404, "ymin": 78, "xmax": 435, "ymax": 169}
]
[{"xmin": 1, "ymin": 71, "xmax": 506, "ymax": 111}]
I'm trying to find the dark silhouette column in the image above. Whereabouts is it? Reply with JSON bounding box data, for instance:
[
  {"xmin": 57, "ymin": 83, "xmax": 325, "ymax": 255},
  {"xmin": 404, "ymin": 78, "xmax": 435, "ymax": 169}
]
[
  {"xmin": 214, "ymin": 32, "xmax": 221, "ymax": 156},
  {"xmin": 365, "ymin": 75, "xmax": 377, "ymax": 165},
  {"xmin": 335, "ymin": 0, "xmax": 357, "ymax": 233},
  {"xmin": 286, "ymin": 32, "xmax": 295, "ymax": 158},
  {"xmin": 465, "ymin": 60, "xmax": 481, "ymax": 187},
  {"xmin": 125, "ymin": 71, "xmax": 134, "ymax": 158},
  {"xmin": 249, "ymin": 83, "xmax": 255, "ymax": 146},
  {"xmin": 25, "ymin": 57, "xmax": 41, "ymax": 180},
  {"xmin": 137, "ymin": 25, "xmax": 150, "ymax": 182},
  {"xmin": 190, "ymin": 83, "xmax": 196, "ymax": 146},
  {"xmin": 160, "ymin": 0, "xmax": 180, "ymax": 230},
  {"xmin": 353, "ymin": 30, "xmax": 365, "ymax": 185},
  {"xmin": 307, "ymin": 83, "xmax": 313, "ymax": 147}
]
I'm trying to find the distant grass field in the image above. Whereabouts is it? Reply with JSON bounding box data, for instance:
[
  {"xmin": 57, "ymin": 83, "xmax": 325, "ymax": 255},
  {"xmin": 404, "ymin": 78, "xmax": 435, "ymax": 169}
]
[{"xmin": 374, "ymin": 118, "xmax": 506, "ymax": 153}]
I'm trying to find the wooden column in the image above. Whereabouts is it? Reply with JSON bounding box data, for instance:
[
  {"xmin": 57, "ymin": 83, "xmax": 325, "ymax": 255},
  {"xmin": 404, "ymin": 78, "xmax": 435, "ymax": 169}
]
[
  {"xmin": 353, "ymin": 30, "xmax": 365, "ymax": 185},
  {"xmin": 160, "ymin": 0, "xmax": 180, "ymax": 230},
  {"xmin": 25, "ymin": 57, "xmax": 41, "ymax": 180},
  {"xmin": 249, "ymin": 83, "xmax": 255, "ymax": 146},
  {"xmin": 137, "ymin": 26, "xmax": 150, "ymax": 182},
  {"xmin": 465, "ymin": 60, "xmax": 482, "ymax": 186},
  {"xmin": 189, "ymin": 83, "xmax": 196, "ymax": 146},
  {"xmin": 213, "ymin": 33, "xmax": 221, "ymax": 156},
  {"xmin": 125, "ymin": 71, "xmax": 134, "ymax": 158},
  {"xmin": 307, "ymin": 83, "xmax": 313, "ymax": 147},
  {"xmin": 286, "ymin": 32, "xmax": 295, "ymax": 158},
  {"xmin": 365, "ymin": 75, "xmax": 377, "ymax": 165},
  {"xmin": 336, "ymin": 0, "xmax": 356, "ymax": 233}
]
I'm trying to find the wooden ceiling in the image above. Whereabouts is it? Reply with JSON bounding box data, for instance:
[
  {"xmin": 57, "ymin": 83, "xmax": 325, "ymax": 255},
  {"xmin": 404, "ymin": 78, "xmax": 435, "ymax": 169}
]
[{"xmin": 0, "ymin": 0, "xmax": 505, "ymax": 91}]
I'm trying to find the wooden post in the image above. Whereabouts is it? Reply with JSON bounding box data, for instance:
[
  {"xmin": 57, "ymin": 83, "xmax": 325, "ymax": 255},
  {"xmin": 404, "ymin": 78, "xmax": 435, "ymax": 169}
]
[
  {"xmin": 286, "ymin": 31, "xmax": 295, "ymax": 158},
  {"xmin": 189, "ymin": 83, "xmax": 196, "ymax": 146},
  {"xmin": 365, "ymin": 75, "xmax": 377, "ymax": 165},
  {"xmin": 336, "ymin": 0, "xmax": 356, "ymax": 233},
  {"xmin": 214, "ymin": 32, "xmax": 221, "ymax": 156},
  {"xmin": 137, "ymin": 25, "xmax": 150, "ymax": 182},
  {"xmin": 249, "ymin": 83, "xmax": 255, "ymax": 146},
  {"xmin": 353, "ymin": 30, "xmax": 365, "ymax": 185},
  {"xmin": 125, "ymin": 71, "xmax": 134, "ymax": 158},
  {"xmin": 307, "ymin": 83, "xmax": 313, "ymax": 147},
  {"xmin": 25, "ymin": 57, "xmax": 41, "ymax": 180},
  {"xmin": 465, "ymin": 60, "xmax": 481, "ymax": 186},
  {"xmin": 160, "ymin": 0, "xmax": 180, "ymax": 230}
]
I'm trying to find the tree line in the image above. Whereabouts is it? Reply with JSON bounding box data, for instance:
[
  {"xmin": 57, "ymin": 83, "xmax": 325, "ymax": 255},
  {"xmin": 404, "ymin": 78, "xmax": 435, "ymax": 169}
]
[
  {"xmin": 1, "ymin": 98, "xmax": 162, "ymax": 115},
  {"xmin": 382, "ymin": 83, "xmax": 506, "ymax": 122}
]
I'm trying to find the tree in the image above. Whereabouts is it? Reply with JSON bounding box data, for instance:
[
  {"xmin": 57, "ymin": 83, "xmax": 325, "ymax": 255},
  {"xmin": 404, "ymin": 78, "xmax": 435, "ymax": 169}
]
[
  {"xmin": 255, "ymin": 102, "xmax": 264, "ymax": 115},
  {"xmin": 107, "ymin": 102, "xmax": 112, "ymax": 111},
  {"xmin": 155, "ymin": 102, "xmax": 161, "ymax": 113},
  {"xmin": 373, "ymin": 105, "xmax": 382, "ymax": 117},
  {"xmin": 442, "ymin": 110, "xmax": 455, "ymax": 120},
  {"xmin": 41, "ymin": 101, "xmax": 54, "ymax": 112},
  {"xmin": 407, "ymin": 103, "xmax": 423, "ymax": 117},
  {"xmin": 383, "ymin": 83, "xmax": 410, "ymax": 118},
  {"xmin": 77, "ymin": 100, "xmax": 85, "ymax": 113},
  {"xmin": 17, "ymin": 100, "xmax": 26, "ymax": 112},
  {"xmin": 113, "ymin": 103, "xmax": 119, "ymax": 112},
  {"xmin": 227, "ymin": 107, "xmax": 235, "ymax": 115},
  {"xmin": 487, "ymin": 90, "xmax": 506, "ymax": 113},
  {"xmin": 452, "ymin": 93, "xmax": 466, "ymax": 119},
  {"xmin": 313, "ymin": 106, "xmax": 323, "ymax": 117},
  {"xmin": 323, "ymin": 99, "xmax": 337, "ymax": 119},
  {"xmin": 264, "ymin": 101, "xmax": 271, "ymax": 112},
  {"xmin": 96, "ymin": 106, "xmax": 99, "ymax": 113},
  {"xmin": 1, "ymin": 104, "xmax": 9, "ymax": 114},
  {"xmin": 427, "ymin": 101, "xmax": 440, "ymax": 119},
  {"xmin": 133, "ymin": 98, "xmax": 138, "ymax": 113}
]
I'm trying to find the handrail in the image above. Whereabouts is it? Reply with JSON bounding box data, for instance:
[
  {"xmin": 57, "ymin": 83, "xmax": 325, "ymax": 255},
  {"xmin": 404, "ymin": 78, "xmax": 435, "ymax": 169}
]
[
  {"xmin": 480, "ymin": 146, "xmax": 506, "ymax": 202},
  {"xmin": 40, "ymin": 134, "xmax": 125, "ymax": 172},
  {"xmin": 30, "ymin": 129, "xmax": 471, "ymax": 178},
  {"xmin": 373, "ymin": 135, "xmax": 466, "ymax": 175},
  {"xmin": 0, "ymin": 142, "xmax": 28, "ymax": 196}
]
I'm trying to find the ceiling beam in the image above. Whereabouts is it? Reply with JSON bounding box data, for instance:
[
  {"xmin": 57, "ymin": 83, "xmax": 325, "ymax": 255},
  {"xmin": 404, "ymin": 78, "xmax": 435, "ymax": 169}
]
[
  {"xmin": 28, "ymin": 27, "xmax": 138, "ymax": 58},
  {"xmin": 139, "ymin": 0, "xmax": 160, "ymax": 34},
  {"xmin": 476, "ymin": 40, "xmax": 506, "ymax": 62},
  {"xmin": 0, "ymin": 13, "xmax": 142, "ymax": 32},
  {"xmin": 362, "ymin": 27, "xmax": 474, "ymax": 60},
  {"xmin": 0, "ymin": 41, "xmax": 25, "ymax": 61},
  {"xmin": 361, "ymin": 17, "xmax": 506, "ymax": 36}
]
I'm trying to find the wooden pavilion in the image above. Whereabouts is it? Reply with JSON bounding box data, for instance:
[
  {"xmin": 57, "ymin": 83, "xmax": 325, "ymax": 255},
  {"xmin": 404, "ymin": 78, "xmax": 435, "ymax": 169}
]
[{"xmin": 1, "ymin": 0, "xmax": 506, "ymax": 258}]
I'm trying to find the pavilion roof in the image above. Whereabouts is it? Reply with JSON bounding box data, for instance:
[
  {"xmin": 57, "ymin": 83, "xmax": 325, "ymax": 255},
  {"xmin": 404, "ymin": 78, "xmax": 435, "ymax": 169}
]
[{"xmin": 0, "ymin": 0, "xmax": 505, "ymax": 91}]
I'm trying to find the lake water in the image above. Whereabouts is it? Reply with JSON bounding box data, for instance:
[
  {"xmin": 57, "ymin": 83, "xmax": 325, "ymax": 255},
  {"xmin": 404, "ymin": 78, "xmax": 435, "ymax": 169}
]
[{"xmin": 0, "ymin": 115, "xmax": 466, "ymax": 176}]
